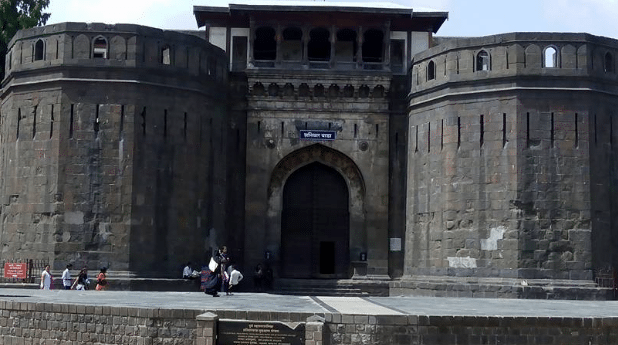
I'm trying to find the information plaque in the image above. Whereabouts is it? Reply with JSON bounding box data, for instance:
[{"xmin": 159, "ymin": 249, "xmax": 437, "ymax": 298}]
[
  {"xmin": 218, "ymin": 319, "xmax": 305, "ymax": 345},
  {"xmin": 3, "ymin": 263, "xmax": 27, "ymax": 279}
]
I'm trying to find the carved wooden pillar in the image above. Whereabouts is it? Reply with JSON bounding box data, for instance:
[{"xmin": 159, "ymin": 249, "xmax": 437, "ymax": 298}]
[
  {"xmin": 302, "ymin": 26, "xmax": 310, "ymax": 68},
  {"xmin": 356, "ymin": 26, "xmax": 363, "ymax": 69},
  {"xmin": 275, "ymin": 24, "xmax": 282, "ymax": 67},
  {"xmin": 384, "ymin": 20, "xmax": 391, "ymax": 70},
  {"xmin": 249, "ymin": 17, "xmax": 255, "ymax": 67},
  {"xmin": 330, "ymin": 25, "xmax": 336, "ymax": 68}
]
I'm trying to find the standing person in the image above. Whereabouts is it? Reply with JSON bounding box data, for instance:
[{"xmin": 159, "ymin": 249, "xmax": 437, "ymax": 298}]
[
  {"xmin": 204, "ymin": 254, "xmax": 222, "ymax": 297},
  {"xmin": 254, "ymin": 264, "xmax": 264, "ymax": 292},
  {"xmin": 227, "ymin": 265, "xmax": 243, "ymax": 295},
  {"xmin": 218, "ymin": 246, "xmax": 230, "ymax": 294},
  {"xmin": 71, "ymin": 267, "xmax": 89, "ymax": 290},
  {"xmin": 95, "ymin": 267, "xmax": 107, "ymax": 291},
  {"xmin": 61, "ymin": 264, "xmax": 73, "ymax": 290},
  {"xmin": 40, "ymin": 265, "xmax": 52, "ymax": 290}
]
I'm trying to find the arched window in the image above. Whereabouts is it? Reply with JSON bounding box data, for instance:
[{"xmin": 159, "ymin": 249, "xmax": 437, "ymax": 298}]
[
  {"xmin": 93, "ymin": 36, "xmax": 108, "ymax": 59},
  {"xmin": 476, "ymin": 50, "xmax": 490, "ymax": 71},
  {"xmin": 282, "ymin": 27, "xmax": 302, "ymax": 61},
  {"xmin": 34, "ymin": 39, "xmax": 44, "ymax": 61},
  {"xmin": 254, "ymin": 27, "xmax": 276, "ymax": 61},
  {"xmin": 161, "ymin": 46, "xmax": 171, "ymax": 65},
  {"xmin": 604, "ymin": 52, "xmax": 614, "ymax": 73},
  {"xmin": 308, "ymin": 27, "xmax": 330, "ymax": 61},
  {"xmin": 544, "ymin": 46, "xmax": 558, "ymax": 68},
  {"xmin": 362, "ymin": 29, "xmax": 383, "ymax": 63},
  {"xmin": 427, "ymin": 60, "xmax": 436, "ymax": 80}
]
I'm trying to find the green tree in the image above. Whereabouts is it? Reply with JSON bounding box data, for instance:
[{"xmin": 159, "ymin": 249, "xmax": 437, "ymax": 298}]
[{"xmin": 0, "ymin": 0, "xmax": 50, "ymax": 80}]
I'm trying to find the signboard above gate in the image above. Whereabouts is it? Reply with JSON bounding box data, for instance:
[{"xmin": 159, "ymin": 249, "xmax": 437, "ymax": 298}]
[{"xmin": 299, "ymin": 130, "xmax": 337, "ymax": 141}]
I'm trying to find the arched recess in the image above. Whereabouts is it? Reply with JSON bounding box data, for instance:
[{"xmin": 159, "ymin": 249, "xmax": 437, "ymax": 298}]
[{"xmin": 266, "ymin": 144, "xmax": 366, "ymax": 278}]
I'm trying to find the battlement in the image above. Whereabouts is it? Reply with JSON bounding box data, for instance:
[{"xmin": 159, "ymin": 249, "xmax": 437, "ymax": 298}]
[
  {"xmin": 2, "ymin": 22, "xmax": 227, "ymax": 87},
  {"xmin": 411, "ymin": 32, "xmax": 618, "ymax": 96}
]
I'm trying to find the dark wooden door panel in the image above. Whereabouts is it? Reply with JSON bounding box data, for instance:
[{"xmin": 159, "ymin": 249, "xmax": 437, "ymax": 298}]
[{"xmin": 282, "ymin": 162, "xmax": 350, "ymax": 278}]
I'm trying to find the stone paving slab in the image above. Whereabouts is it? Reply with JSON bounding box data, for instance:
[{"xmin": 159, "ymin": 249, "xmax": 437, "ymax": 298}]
[
  {"xmin": 0, "ymin": 288, "xmax": 617, "ymax": 318},
  {"xmin": 316, "ymin": 296, "xmax": 403, "ymax": 315}
]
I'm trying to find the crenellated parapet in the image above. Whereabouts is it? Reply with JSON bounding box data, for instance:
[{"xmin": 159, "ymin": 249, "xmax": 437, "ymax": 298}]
[
  {"xmin": 2, "ymin": 22, "xmax": 228, "ymax": 90},
  {"xmin": 410, "ymin": 32, "xmax": 618, "ymax": 101}
]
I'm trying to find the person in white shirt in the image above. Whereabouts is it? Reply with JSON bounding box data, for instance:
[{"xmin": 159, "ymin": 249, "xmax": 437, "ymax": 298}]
[
  {"xmin": 227, "ymin": 265, "xmax": 243, "ymax": 295},
  {"xmin": 62, "ymin": 264, "xmax": 73, "ymax": 290},
  {"xmin": 40, "ymin": 265, "xmax": 52, "ymax": 290},
  {"xmin": 183, "ymin": 262, "xmax": 193, "ymax": 279}
]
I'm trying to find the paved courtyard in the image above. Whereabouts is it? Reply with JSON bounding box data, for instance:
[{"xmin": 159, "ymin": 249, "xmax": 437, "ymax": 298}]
[{"xmin": 0, "ymin": 288, "xmax": 617, "ymax": 319}]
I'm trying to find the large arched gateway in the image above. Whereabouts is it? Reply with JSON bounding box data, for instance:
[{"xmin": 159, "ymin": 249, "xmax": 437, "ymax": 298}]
[
  {"xmin": 265, "ymin": 144, "xmax": 367, "ymax": 279},
  {"xmin": 281, "ymin": 162, "xmax": 350, "ymax": 278}
]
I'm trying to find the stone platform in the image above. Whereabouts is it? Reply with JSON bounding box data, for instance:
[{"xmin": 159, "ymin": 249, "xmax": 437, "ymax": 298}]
[{"xmin": 1, "ymin": 288, "xmax": 617, "ymax": 344}]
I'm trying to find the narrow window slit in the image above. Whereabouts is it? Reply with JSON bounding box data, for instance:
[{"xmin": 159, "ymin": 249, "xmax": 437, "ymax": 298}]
[
  {"xmin": 502, "ymin": 113, "xmax": 507, "ymax": 147},
  {"xmin": 17, "ymin": 108, "xmax": 21, "ymax": 140},
  {"xmin": 575, "ymin": 113, "xmax": 579, "ymax": 148},
  {"xmin": 163, "ymin": 109, "xmax": 168, "ymax": 139},
  {"xmin": 375, "ymin": 124, "xmax": 379, "ymax": 138},
  {"xmin": 69, "ymin": 105, "xmax": 74, "ymax": 139},
  {"xmin": 141, "ymin": 107, "xmax": 146, "ymax": 136},
  {"xmin": 415, "ymin": 126, "xmax": 419, "ymax": 152},
  {"xmin": 480, "ymin": 115, "xmax": 484, "ymax": 147},
  {"xmin": 354, "ymin": 124, "xmax": 358, "ymax": 138},
  {"xmin": 94, "ymin": 104, "xmax": 100, "ymax": 138},
  {"xmin": 183, "ymin": 112, "xmax": 187, "ymax": 141},
  {"xmin": 610, "ymin": 116, "xmax": 614, "ymax": 148},
  {"xmin": 50, "ymin": 105, "xmax": 54, "ymax": 139},
  {"xmin": 33, "ymin": 105, "xmax": 37, "ymax": 139},
  {"xmin": 550, "ymin": 112, "xmax": 554, "ymax": 148},
  {"xmin": 594, "ymin": 114, "xmax": 597, "ymax": 145},
  {"xmin": 427, "ymin": 122, "xmax": 431, "ymax": 153},
  {"xmin": 120, "ymin": 105, "xmax": 125, "ymax": 140},
  {"xmin": 281, "ymin": 121, "xmax": 285, "ymax": 137},
  {"xmin": 441, "ymin": 119, "xmax": 444, "ymax": 150},
  {"xmin": 526, "ymin": 112, "xmax": 530, "ymax": 148}
]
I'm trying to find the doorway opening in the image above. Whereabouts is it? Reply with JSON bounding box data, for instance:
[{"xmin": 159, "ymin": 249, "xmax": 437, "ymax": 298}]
[{"xmin": 281, "ymin": 162, "xmax": 350, "ymax": 278}]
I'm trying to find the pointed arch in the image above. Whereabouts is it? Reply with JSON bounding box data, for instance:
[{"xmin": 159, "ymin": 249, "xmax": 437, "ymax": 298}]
[
  {"xmin": 34, "ymin": 39, "xmax": 44, "ymax": 61},
  {"xmin": 476, "ymin": 50, "xmax": 490, "ymax": 71},
  {"xmin": 265, "ymin": 144, "xmax": 366, "ymax": 277}
]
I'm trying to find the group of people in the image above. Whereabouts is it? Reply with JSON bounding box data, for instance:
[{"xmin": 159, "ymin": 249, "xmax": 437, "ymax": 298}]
[
  {"xmin": 40, "ymin": 264, "xmax": 107, "ymax": 291},
  {"xmin": 185, "ymin": 245, "xmax": 275, "ymax": 296},
  {"xmin": 201, "ymin": 246, "xmax": 244, "ymax": 297}
]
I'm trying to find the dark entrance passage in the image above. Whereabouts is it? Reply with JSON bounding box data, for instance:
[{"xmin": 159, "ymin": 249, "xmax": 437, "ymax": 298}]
[{"xmin": 281, "ymin": 162, "xmax": 350, "ymax": 278}]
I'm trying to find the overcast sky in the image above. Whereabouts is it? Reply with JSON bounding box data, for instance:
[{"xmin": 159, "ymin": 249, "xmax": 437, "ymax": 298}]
[{"xmin": 46, "ymin": 0, "xmax": 618, "ymax": 39}]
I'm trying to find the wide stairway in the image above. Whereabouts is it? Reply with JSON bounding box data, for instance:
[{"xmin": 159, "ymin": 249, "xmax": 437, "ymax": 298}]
[{"xmin": 272, "ymin": 278, "xmax": 389, "ymax": 297}]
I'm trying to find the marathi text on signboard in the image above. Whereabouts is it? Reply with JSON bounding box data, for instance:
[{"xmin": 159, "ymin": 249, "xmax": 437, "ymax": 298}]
[
  {"xmin": 4, "ymin": 263, "xmax": 27, "ymax": 279},
  {"xmin": 299, "ymin": 130, "xmax": 337, "ymax": 141},
  {"xmin": 218, "ymin": 319, "xmax": 305, "ymax": 345}
]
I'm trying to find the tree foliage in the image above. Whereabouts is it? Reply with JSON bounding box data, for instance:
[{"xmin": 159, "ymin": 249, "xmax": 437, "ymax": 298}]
[{"xmin": 0, "ymin": 0, "xmax": 50, "ymax": 80}]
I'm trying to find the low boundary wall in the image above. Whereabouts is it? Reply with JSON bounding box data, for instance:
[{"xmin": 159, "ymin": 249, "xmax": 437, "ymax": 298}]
[{"xmin": 1, "ymin": 300, "xmax": 617, "ymax": 344}]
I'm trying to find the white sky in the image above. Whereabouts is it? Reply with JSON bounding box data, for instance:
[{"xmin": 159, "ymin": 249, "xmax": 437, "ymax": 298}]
[{"xmin": 46, "ymin": 0, "xmax": 618, "ymax": 39}]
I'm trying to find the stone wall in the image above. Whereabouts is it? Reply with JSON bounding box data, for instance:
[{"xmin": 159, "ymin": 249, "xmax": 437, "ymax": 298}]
[
  {"xmin": 405, "ymin": 32, "xmax": 618, "ymax": 281},
  {"xmin": 1, "ymin": 300, "xmax": 616, "ymax": 345},
  {"xmin": 0, "ymin": 23, "xmax": 229, "ymax": 276}
]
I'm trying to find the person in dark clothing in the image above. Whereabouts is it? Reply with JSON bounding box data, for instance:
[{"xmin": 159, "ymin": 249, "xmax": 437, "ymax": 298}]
[
  {"xmin": 254, "ymin": 264, "xmax": 264, "ymax": 292},
  {"xmin": 204, "ymin": 247, "xmax": 227, "ymax": 297},
  {"xmin": 71, "ymin": 267, "xmax": 90, "ymax": 290}
]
